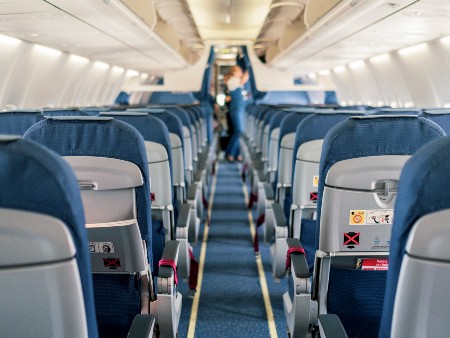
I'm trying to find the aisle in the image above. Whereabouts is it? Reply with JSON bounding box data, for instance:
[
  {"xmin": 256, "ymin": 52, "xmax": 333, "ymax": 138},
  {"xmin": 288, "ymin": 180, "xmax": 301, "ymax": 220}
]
[{"xmin": 189, "ymin": 161, "xmax": 272, "ymax": 337}]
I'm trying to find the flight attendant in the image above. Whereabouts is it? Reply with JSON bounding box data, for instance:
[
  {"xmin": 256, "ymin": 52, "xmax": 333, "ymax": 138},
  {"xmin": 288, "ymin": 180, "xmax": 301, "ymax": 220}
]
[{"xmin": 225, "ymin": 65, "xmax": 249, "ymax": 162}]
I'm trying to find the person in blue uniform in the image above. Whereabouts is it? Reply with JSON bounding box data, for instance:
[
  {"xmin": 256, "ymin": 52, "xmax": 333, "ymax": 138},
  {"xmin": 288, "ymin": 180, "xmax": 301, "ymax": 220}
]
[{"xmin": 225, "ymin": 65, "xmax": 249, "ymax": 162}]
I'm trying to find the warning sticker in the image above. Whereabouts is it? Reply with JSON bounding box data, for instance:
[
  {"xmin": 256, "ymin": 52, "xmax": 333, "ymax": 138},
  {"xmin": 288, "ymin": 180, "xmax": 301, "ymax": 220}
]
[
  {"xmin": 103, "ymin": 257, "xmax": 121, "ymax": 269},
  {"xmin": 343, "ymin": 232, "xmax": 360, "ymax": 248},
  {"xmin": 310, "ymin": 192, "xmax": 318, "ymax": 202},
  {"xmin": 89, "ymin": 242, "xmax": 115, "ymax": 254},
  {"xmin": 349, "ymin": 210, "xmax": 366, "ymax": 225},
  {"xmin": 150, "ymin": 192, "xmax": 156, "ymax": 202},
  {"xmin": 366, "ymin": 209, "xmax": 393, "ymax": 225},
  {"xmin": 349, "ymin": 209, "xmax": 394, "ymax": 225},
  {"xmin": 357, "ymin": 258, "xmax": 389, "ymax": 271},
  {"xmin": 313, "ymin": 175, "xmax": 319, "ymax": 188}
]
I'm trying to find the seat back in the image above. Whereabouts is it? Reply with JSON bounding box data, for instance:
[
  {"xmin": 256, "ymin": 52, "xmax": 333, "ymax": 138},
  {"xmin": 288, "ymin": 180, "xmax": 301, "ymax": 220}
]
[
  {"xmin": 373, "ymin": 108, "xmax": 421, "ymax": 115},
  {"xmin": 42, "ymin": 108, "xmax": 90, "ymax": 116},
  {"xmin": 24, "ymin": 117, "xmax": 157, "ymax": 337},
  {"xmin": 0, "ymin": 136, "xmax": 97, "ymax": 338},
  {"xmin": 0, "ymin": 110, "xmax": 44, "ymax": 135},
  {"xmin": 100, "ymin": 112, "xmax": 176, "ymax": 242},
  {"xmin": 380, "ymin": 136, "xmax": 450, "ymax": 337},
  {"xmin": 101, "ymin": 112, "xmax": 174, "ymax": 206},
  {"xmin": 275, "ymin": 109, "xmax": 313, "ymax": 197},
  {"xmin": 420, "ymin": 109, "xmax": 450, "ymax": 134},
  {"xmin": 266, "ymin": 110, "xmax": 292, "ymax": 182},
  {"xmin": 314, "ymin": 116, "xmax": 445, "ymax": 337}
]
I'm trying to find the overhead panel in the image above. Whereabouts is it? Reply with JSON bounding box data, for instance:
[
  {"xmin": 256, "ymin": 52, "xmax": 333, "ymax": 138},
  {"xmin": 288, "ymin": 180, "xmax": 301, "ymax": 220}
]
[
  {"xmin": 286, "ymin": 0, "xmax": 450, "ymax": 75},
  {"xmin": 186, "ymin": 0, "xmax": 272, "ymax": 42},
  {"xmin": 0, "ymin": 0, "xmax": 188, "ymax": 74}
]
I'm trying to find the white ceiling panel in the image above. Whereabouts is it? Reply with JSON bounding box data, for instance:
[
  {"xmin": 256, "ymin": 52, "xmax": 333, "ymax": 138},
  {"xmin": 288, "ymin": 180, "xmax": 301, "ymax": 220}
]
[
  {"xmin": 283, "ymin": 0, "xmax": 450, "ymax": 75},
  {"xmin": 0, "ymin": 0, "xmax": 187, "ymax": 74},
  {"xmin": 186, "ymin": 0, "xmax": 271, "ymax": 41}
]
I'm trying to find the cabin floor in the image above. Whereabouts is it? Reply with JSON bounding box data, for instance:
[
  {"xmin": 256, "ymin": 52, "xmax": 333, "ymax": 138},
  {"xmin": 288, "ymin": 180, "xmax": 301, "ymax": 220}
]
[{"xmin": 177, "ymin": 161, "xmax": 288, "ymax": 337}]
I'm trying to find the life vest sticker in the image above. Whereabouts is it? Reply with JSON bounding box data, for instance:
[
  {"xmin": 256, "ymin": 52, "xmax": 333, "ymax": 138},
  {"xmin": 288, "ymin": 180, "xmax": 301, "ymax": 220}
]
[{"xmin": 357, "ymin": 258, "xmax": 389, "ymax": 271}]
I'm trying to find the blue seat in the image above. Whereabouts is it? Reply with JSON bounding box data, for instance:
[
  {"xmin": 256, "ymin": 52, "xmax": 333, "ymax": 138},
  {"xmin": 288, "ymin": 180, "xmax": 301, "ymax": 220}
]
[
  {"xmin": 0, "ymin": 110, "xmax": 44, "ymax": 135},
  {"xmin": 420, "ymin": 109, "xmax": 450, "ymax": 134},
  {"xmin": 0, "ymin": 136, "xmax": 98, "ymax": 338},
  {"xmin": 42, "ymin": 108, "xmax": 90, "ymax": 116},
  {"xmin": 284, "ymin": 116, "xmax": 445, "ymax": 338},
  {"xmin": 290, "ymin": 111, "xmax": 364, "ymax": 265},
  {"xmin": 373, "ymin": 108, "xmax": 421, "ymax": 115},
  {"xmin": 100, "ymin": 112, "xmax": 196, "ymax": 280},
  {"xmin": 24, "ymin": 117, "xmax": 175, "ymax": 337},
  {"xmin": 380, "ymin": 135, "xmax": 450, "ymax": 337},
  {"xmin": 270, "ymin": 112, "xmax": 362, "ymax": 278}
]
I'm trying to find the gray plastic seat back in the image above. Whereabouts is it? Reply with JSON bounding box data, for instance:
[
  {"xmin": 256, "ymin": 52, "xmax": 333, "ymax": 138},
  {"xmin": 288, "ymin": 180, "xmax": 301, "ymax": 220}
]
[
  {"xmin": 391, "ymin": 209, "xmax": 450, "ymax": 338},
  {"xmin": 319, "ymin": 155, "xmax": 409, "ymax": 253},
  {"xmin": 0, "ymin": 208, "xmax": 88, "ymax": 338},
  {"xmin": 65, "ymin": 156, "xmax": 147, "ymax": 274},
  {"xmin": 292, "ymin": 140, "xmax": 323, "ymax": 210}
]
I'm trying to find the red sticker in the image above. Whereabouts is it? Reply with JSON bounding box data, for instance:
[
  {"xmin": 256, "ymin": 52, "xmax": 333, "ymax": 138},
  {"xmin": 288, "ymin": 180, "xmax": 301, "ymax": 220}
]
[
  {"xmin": 103, "ymin": 257, "xmax": 121, "ymax": 269},
  {"xmin": 343, "ymin": 232, "xmax": 360, "ymax": 247},
  {"xmin": 360, "ymin": 258, "xmax": 388, "ymax": 271},
  {"xmin": 310, "ymin": 192, "xmax": 318, "ymax": 201},
  {"xmin": 150, "ymin": 193, "xmax": 156, "ymax": 202}
]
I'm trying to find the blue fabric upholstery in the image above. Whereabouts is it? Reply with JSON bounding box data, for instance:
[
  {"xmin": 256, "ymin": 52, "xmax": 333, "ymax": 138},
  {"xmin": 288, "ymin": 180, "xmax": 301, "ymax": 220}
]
[
  {"xmin": 292, "ymin": 112, "xmax": 364, "ymax": 184},
  {"xmin": 130, "ymin": 108, "xmax": 184, "ymax": 151},
  {"xmin": 255, "ymin": 91, "xmax": 310, "ymax": 105},
  {"xmin": 0, "ymin": 110, "xmax": 44, "ymax": 135},
  {"xmin": 316, "ymin": 116, "xmax": 445, "ymax": 247},
  {"xmin": 379, "ymin": 136, "xmax": 450, "ymax": 337},
  {"xmin": 268, "ymin": 110, "xmax": 291, "ymax": 135},
  {"xmin": 0, "ymin": 137, "xmax": 98, "ymax": 338},
  {"xmin": 42, "ymin": 108, "xmax": 90, "ymax": 116},
  {"xmin": 148, "ymin": 92, "xmax": 197, "ymax": 105},
  {"xmin": 100, "ymin": 112, "xmax": 173, "ymax": 184},
  {"xmin": 274, "ymin": 110, "xmax": 312, "ymax": 195},
  {"xmin": 23, "ymin": 117, "xmax": 161, "ymax": 338},
  {"xmin": 373, "ymin": 108, "xmax": 421, "ymax": 115},
  {"xmin": 165, "ymin": 106, "xmax": 194, "ymax": 134},
  {"xmin": 23, "ymin": 117, "xmax": 160, "ymax": 268},
  {"xmin": 328, "ymin": 269, "xmax": 387, "ymax": 338},
  {"xmin": 93, "ymin": 274, "xmax": 139, "ymax": 338},
  {"xmin": 314, "ymin": 116, "xmax": 445, "ymax": 337},
  {"xmin": 420, "ymin": 109, "xmax": 450, "ymax": 134}
]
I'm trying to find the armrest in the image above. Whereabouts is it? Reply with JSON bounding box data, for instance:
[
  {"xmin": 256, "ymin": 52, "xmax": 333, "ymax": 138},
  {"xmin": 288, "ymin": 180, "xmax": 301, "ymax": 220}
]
[
  {"xmin": 176, "ymin": 203, "xmax": 191, "ymax": 230},
  {"xmin": 158, "ymin": 240, "xmax": 180, "ymax": 294},
  {"xmin": 263, "ymin": 182, "xmax": 275, "ymax": 201},
  {"xmin": 187, "ymin": 183, "xmax": 199, "ymax": 201},
  {"xmin": 193, "ymin": 170, "xmax": 202, "ymax": 183},
  {"xmin": 318, "ymin": 314, "xmax": 348, "ymax": 338},
  {"xmin": 257, "ymin": 168, "xmax": 266, "ymax": 182},
  {"xmin": 286, "ymin": 238, "xmax": 310, "ymax": 279},
  {"xmin": 127, "ymin": 314, "xmax": 156, "ymax": 338},
  {"xmin": 273, "ymin": 202, "xmax": 287, "ymax": 228}
]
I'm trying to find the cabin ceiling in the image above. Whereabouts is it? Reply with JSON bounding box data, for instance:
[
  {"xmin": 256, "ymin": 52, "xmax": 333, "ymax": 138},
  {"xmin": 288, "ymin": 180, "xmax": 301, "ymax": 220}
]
[
  {"xmin": 0, "ymin": 0, "xmax": 188, "ymax": 74},
  {"xmin": 0, "ymin": 0, "xmax": 449, "ymax": 79},
  {"xmin": 186, "ymin": 0, "xmax": 272, "ymax": 42},
  {"xmin": 269, "ymin": 0, "xmax": 450, "ymax": 75}
]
